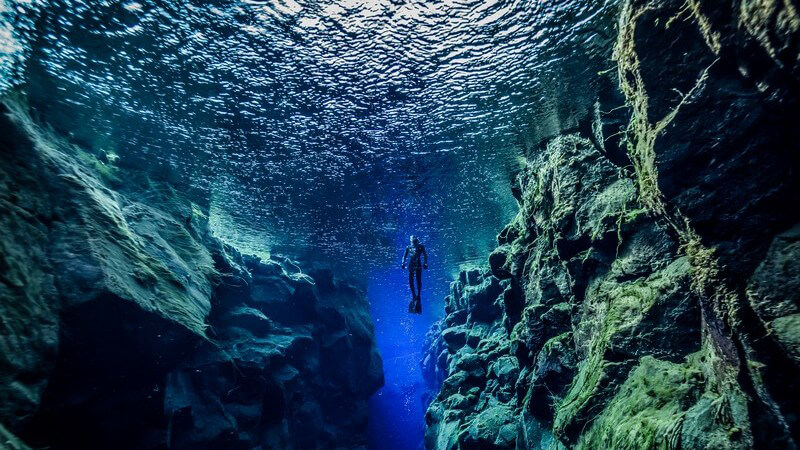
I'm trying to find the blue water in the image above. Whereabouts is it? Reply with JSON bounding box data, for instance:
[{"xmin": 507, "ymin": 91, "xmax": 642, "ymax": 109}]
[
  {"xmin": 0, "ymin": 0, "xmax": 617, "ymax": 273},
  {"xmin": 1, "ymin": 1, "xmax": 620, "ymax": 447},
  {"xmin": 364, "ymin": 233, "xmax": 451, "ymax": 449},
  {"xmin": 367, "ymin": 268, "xmax": 437, "ymax": 449}
]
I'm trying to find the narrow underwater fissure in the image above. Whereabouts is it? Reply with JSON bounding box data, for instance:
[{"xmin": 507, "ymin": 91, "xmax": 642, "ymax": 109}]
[
  {"xmin": 3, "ymin": 0, "xmax": 800, "ymax": 449},
  {"xmin": 366, "ymin": 265, "xmax": 445, "ymax": 450}
]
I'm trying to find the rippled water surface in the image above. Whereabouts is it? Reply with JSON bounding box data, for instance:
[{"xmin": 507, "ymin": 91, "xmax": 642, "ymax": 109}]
[
  {"xmin": 3, "ymin": 0, "xmax": 618, "ymax": 276},
  {"xmin": 2, "ymin": 1, "xmax": 619, "ymax": 447}
]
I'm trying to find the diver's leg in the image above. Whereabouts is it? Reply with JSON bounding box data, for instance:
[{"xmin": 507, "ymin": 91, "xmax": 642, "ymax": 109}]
[
  {"xmin": 408, "ymin": 269, "xmax": 417, "ymax": 313},
  {"xmin": 416, "ymin": 267, "xmax": 422, "ymax": 299},
  {"xmin": 415, "ymin": 267, "xmax": 423, "ymax": 313}
]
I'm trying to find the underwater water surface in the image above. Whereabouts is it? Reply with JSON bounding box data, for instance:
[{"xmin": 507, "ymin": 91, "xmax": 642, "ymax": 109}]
[
  {"xmin": 2, "ymin": 0, "xmax": 620, "ymax": 273},
  {"xmin": 1, "ymin": 0, "xmax": 622, "ymax": 448}
]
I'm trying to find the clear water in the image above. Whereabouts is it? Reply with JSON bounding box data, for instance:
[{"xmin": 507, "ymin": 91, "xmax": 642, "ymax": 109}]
[{"xmin": 1, "ymin": 1, "xmax": 619, "ymax": 448}]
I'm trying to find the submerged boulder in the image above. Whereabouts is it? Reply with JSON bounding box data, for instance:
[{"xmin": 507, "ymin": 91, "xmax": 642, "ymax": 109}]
[{"xmin": 0, "ymin": 99, "xmax": 383, "ymax": 450}]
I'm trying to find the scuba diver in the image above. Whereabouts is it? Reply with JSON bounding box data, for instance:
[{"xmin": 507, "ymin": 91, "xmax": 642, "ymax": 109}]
[{"xmin": 401, "ymin": 235, "xmax": 428, "ymax": 314}]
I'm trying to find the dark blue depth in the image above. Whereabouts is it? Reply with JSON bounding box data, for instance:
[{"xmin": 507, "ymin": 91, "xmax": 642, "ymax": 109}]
[{"xmin": 366, "ymin": 260, "xmax": 448, "ymax": 450}]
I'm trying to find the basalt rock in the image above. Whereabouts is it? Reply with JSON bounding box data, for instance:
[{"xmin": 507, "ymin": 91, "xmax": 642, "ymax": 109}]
[
  {"xmin": 424, "ymin": 0, "xmax": 800, "ymax": 443},
  {"xmin": 424, "ymin": 265, "xmax": 523, "ymax": 450},
  {"xmin": 0, "ymin": 98, "xmax": 383, "ymax": 450},
  {"xmin": 747, "ymin": 224, "xmax": 800, "ymax": 365}
]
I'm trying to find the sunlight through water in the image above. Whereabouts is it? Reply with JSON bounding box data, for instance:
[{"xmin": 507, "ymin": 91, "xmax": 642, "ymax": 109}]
[{"xmin": 1, "ymin": 1, "xmax": 621, "ymax": 448}]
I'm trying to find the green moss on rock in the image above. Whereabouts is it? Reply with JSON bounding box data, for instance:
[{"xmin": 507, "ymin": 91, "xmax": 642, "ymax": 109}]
[{"xmin": 577, "ymin": 354, "xmax": 704, "ymax": 449}]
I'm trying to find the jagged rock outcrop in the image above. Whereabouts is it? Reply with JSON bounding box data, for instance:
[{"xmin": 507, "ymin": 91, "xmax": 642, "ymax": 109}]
[
  {"xmin": 0, "ymin": 98, "xmax": 383, "ymax": 449},
  {"xmin": 425, "ymin": 135, "xmax": 701, "ymax": 449},
  {"xmin": 424, "ymin": 0, "xmax": 800, "ymax": 447}
]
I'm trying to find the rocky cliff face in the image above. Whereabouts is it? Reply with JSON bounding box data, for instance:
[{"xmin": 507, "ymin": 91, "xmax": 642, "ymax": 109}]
[
  {"xmin": 423, "ymin": 0, "xmax": 800, "ymax": 448},
  {"xmin": 0, "ymin": 97, "xmax": 383, "ymax": 450}
]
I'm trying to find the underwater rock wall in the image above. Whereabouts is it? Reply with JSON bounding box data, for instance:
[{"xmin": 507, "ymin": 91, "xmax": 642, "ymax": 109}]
[
  {"xmin": 0, "ymin": 98, "xmax": 383, "ymax": 449},
  {"xmin": 423, "ymin": 0, "xmax": 800, "ymax": 448}
]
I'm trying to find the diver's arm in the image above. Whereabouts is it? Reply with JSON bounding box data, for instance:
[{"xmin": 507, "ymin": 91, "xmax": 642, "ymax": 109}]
[
  {"xmin": 422, "ymin": 245, "xmax": 428, "ymax": 269},
  {"xmin": 401, "ymin": 247, "xmax": 409, "ymax": 269}
]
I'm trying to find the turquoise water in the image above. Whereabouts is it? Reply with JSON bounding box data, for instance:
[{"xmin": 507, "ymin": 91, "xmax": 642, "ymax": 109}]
[{"xmin": 1, "ymin": 1, "xmax": 619, "ymax": 447}]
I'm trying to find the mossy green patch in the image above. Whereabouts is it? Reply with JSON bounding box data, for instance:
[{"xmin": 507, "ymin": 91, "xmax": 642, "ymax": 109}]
[
  {"xmin": 577, "ymin": 354, "xmax": 704, "ymax": 449},
  {"xmin": 554, "ymin": 257, "xmax": 692, "ymax": 440},
  {"xmin": 613, "ymin": 0, "xmax": 717, "ymax": 215},
  {"xmin": 612, "ymin": 2, "xmax": 757, "ymax": 446}
]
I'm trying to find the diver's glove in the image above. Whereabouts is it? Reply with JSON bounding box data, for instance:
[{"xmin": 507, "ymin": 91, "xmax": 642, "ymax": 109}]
[{"xmin": 401, "ymin": 264, "xmax": 406, "ymax": 270}]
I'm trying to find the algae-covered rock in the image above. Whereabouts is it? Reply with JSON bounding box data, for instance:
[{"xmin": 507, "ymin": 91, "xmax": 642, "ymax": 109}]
[
  {"xmin": 0, "ymin": 423, "xmax": 30, "ymax": 450},
  {"xmin": 488, "ymin": 246, "xmax": 512, "ymax": 280},
  {"xmin": 458, "ymin": 403, "xmax": 516, "ymax": 450},
  {"xmin": 423, "ymin": 0, "xmax": 800, "ymax": 446},
  {"xmin": 748, "ymin": 223, "xmax": 800, "ymax": 364},
  {"xmin": 162, "ymin": 261, "xmax": 383, "ymax": 450},
  {"xmin": 524, "ymin": 332, "xmax": 576, "ymax": 422},
  {"xmin": 0, "ymin": 98, "xmax": 221, "ymax": 448},
  {"xmin": 424, "ymin": 133, "xmax": 642, "ymax": 448},
  {"xmin": 555, "ymin": 257, "xmax": 703, "ymax": 443},
  {"xmin": 443, "ymin": 326, "xmax": 468, "ymax": 352},
  {"xmin": 578, "ymin": 354, "xmax": 705, "ymax": 449},
  {"xmin": 424, "ymin": 266, "xmax": 518, "ymax": 448},
  {"xmin": 0, "ymin": 102, "xmax": 59, "ymax": 430}
]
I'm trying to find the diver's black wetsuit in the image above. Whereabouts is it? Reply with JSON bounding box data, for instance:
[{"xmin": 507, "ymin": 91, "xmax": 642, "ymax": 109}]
[{"xmin": 402, "ymin": 241, "xmax": 427, "ymax": 313}]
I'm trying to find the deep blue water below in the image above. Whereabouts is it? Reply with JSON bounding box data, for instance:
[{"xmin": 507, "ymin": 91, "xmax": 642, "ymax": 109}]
[{"xmin": 366, "ymin": 262, "xmax": 449, "ymax": 450}]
